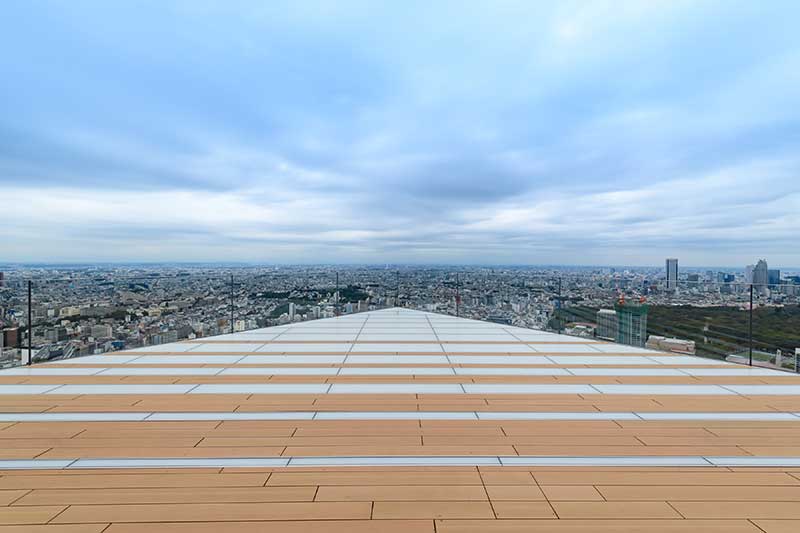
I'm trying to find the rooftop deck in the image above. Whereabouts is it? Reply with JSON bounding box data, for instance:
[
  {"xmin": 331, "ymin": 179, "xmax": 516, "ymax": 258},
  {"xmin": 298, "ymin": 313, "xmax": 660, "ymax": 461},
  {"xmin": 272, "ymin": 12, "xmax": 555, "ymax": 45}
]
[{"xmin": 1, "ymin": 308, "xmax": 800, "ymax": 531}]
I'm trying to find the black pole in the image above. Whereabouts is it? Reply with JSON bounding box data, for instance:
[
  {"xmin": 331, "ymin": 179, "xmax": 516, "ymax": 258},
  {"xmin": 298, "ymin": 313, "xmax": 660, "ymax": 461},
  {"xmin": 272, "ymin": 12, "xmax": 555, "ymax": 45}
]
[
  {"xmin": 230, "ymin": 274, "xmax": 234, "ymax": 334},
  {"xmin": 748, "ymin": 283, "xmax": 753, "ymax": 366},
  {"xmin": 455, "ymin": 272, "xmax": 460, "ymax": 318},
  {"xmin": 27, "ymin": 280, "xmax": 32, "ymax": 366},
  {"xmin": 335, "ymin": 272, "xmax": 339, "ymax": 316},
  {"xmin": 557, "ymin": 277, "xmax": 563, "ymax": 335},
  {"xmin": 395, "ymin": 270, "xmax": 399, "ymax": 307}
]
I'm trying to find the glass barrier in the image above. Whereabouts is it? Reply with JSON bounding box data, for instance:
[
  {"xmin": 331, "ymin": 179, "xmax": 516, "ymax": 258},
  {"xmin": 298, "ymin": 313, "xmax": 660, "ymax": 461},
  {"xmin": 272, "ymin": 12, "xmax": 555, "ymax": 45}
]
[
  {"xmin": 0, "ymin": 276, "xmax": 27, "ymax": 368},
  {"xmin": 1, "ymin": 267, "xmax": 798, "ymax": 371},
  {"xmin": 1, "ymin": 269, "xmax": 235, "ymax": 364},
  {"xmin": 551, "ymin": 275, "xmax": 800, "ymax": 372}
]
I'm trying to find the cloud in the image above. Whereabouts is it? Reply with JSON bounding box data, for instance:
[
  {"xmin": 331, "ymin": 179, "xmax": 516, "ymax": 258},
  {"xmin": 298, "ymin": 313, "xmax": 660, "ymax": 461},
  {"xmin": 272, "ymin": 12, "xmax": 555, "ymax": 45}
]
[{"xmin": 1, "ymin": 0, "xmax": 799, "ymax": 266}]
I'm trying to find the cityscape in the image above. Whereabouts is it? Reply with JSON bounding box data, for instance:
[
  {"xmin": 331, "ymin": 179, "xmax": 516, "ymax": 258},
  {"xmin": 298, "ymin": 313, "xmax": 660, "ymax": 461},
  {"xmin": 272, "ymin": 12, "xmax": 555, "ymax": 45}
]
[
  {"xmin": 2, "ymin": 259, "xmax": 798, "ymax": 367},
  {"xmin": 3, "ymin": 2, "xmax": 800, "ymax": 530}
]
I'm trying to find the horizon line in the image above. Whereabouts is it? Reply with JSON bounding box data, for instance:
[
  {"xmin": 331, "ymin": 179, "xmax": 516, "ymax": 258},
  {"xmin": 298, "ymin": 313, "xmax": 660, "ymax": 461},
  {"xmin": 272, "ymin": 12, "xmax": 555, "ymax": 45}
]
[{"xmin": 2, "ymin": 261, "xmax": 799, "ymax": 271}]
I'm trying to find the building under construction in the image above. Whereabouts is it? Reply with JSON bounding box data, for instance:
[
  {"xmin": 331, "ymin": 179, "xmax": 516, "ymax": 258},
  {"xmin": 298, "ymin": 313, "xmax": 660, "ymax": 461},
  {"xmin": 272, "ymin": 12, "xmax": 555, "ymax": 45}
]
[{"xmin": 615, "ymin": 296, "xmax": 649, "ymax": 347}]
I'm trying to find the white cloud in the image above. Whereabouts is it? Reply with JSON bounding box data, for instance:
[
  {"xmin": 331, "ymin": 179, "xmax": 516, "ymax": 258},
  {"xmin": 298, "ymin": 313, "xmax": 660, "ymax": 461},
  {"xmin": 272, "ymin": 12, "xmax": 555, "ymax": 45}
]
[{"xmin": 1, "ymin": 0, "xmax": 800, "ymax": 265}]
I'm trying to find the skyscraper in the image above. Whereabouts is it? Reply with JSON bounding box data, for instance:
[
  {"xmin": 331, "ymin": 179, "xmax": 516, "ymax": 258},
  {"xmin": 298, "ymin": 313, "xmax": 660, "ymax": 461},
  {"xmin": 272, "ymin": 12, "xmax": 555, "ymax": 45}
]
[
  {"xmin": 752, "ymin": 259, "xmax": 768, "ymax": 291},
  {"xmin": 615, "ymin": 297, "xmax": 648, "ymax": 347},
  {"xmin": 768, "ymin": 269, "xmax": 781, "ymax": 286},
  {"xmin": 666, "ymin": 258, "xmax": 678, "ymax": 289}
]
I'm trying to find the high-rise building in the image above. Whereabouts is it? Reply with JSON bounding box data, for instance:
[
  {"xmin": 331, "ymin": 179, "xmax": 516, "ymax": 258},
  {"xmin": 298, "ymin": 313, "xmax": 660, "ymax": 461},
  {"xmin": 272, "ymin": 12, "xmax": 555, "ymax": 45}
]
[
  {"xmin": 665, "ymin": 259, "xmax": 678, "ymax": 289},
  {"xmin": 768, "ymin": 269, "xmax": 781, "ymax": 286},
  {"xmin": 288, "ymin": 302, "xmax": 296, "ymax": 321},
  {"xmin": 752, "ymin": 260, "xmax": 768, "ymax": 292},
  {"xmin": 718, "ymin": 272, "xmax": 735, "ymax": 293},
  {"xmin": 595, "ymin": 309, "xmax": 617, "ymax": 341},
  {"xmin": 745, "ymin": 264, "xmax": 754, "ymax": 283},
  {"xmin": 615, "ymin": 298, "xmax": 648, "ymax": 347},
  {"xmin": 717, "ymin": 271, "xmax": 733, "ymax": 283}
]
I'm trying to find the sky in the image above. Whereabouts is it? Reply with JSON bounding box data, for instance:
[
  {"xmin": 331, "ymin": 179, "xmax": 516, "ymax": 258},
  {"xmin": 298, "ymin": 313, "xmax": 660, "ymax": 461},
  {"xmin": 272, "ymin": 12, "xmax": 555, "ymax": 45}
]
[{"xmin": 2, "ymin": 1, "xmax": 799, "ymax": 267}]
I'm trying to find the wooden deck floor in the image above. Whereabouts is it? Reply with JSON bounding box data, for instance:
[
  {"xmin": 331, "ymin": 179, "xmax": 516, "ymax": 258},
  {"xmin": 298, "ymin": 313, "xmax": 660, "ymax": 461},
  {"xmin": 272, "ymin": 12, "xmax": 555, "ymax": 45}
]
[{"xmin": 0, "ymin": 308, "xmax": 799, "ymax": 531}]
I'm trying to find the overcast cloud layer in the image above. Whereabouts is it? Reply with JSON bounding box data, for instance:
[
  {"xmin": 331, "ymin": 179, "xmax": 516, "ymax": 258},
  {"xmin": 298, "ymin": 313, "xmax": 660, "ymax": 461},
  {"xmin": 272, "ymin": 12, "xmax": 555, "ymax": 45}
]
[{"xmin": 2, "ymin": 1, "xmax": 799, "ymax": 266}]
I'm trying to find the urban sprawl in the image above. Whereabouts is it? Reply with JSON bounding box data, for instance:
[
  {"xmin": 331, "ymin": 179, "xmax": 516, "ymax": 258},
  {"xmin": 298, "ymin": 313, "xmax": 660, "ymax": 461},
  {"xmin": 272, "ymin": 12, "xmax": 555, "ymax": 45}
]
[{"xmin": 1, "ymin": 261, "xmax": 798, "ymax": 368}]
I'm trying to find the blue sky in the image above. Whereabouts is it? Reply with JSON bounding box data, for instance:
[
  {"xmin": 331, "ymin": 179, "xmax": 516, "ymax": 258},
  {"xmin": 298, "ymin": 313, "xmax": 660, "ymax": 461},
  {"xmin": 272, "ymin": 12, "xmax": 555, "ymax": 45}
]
[{"xmin": 2, "ymin": 1, "xmax": 799, "ymax": 266}]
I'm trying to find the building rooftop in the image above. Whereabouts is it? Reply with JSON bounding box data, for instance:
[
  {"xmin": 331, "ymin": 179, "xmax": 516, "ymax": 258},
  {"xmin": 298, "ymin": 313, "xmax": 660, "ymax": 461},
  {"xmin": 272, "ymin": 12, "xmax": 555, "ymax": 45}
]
[{"xmin": 0, "ymin": 307, "xmax": 799, "ymax": 531}]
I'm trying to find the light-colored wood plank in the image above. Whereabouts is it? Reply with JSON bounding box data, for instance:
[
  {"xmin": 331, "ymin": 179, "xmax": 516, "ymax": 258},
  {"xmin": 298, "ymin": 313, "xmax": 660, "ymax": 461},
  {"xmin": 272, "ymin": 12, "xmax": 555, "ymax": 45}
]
[
  {"xmin": 267, "ymin": 471, "xmax": 482, "ymax": 486},
  {"xmin": 0, "ymin": 473, "xmax": 269, "ymax": 490},
  {"xmin": 435, "ymin": 519, "xmax": 762, "ymax": 532},
  {"xmin": 15, "ymin": 486, "xmax": 316, "ymax": 505},
  {"xmin": 105, "ymin": 520, "xmax": 435, "ymax": 533},
  {"xmin": 373, "ymin": 501, "xmax": 495, "ymax": 519},
  {"xmin": 52, "ymin": 502, "xmax": 372, "ymax": 523},
  {"xmin": 551, "ymin": 501, "xmax": 681, "ymax": 519},
  {"xmin": 316, "ymin": 485, "xmax": 487, "ymax": 501},
  {"xmin": 0, "ymin": 506, "xmax": 66, "ymax": 525}
]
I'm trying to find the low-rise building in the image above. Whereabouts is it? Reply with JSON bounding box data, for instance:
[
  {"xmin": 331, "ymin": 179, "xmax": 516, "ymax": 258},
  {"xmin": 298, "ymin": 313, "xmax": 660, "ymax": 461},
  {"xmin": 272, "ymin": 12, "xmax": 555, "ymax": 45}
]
[{"xmin": 646, "ymin": 335, "xmax": 696, "ymax": 354}]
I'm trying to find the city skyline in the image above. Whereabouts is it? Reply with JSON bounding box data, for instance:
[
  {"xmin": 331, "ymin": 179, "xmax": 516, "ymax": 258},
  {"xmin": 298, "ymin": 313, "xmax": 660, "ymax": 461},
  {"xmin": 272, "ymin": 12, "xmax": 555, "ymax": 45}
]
[
  {"xmin": 2, "ymin": 1, "xmax": 800, "ymax": 265},
  {"xmin": 4, "ymin": 263, "xmax": 799, "ymax": 366},
  {"xmin": 2, "ymin": 261, "xmax": 800, "ymax": 272}
]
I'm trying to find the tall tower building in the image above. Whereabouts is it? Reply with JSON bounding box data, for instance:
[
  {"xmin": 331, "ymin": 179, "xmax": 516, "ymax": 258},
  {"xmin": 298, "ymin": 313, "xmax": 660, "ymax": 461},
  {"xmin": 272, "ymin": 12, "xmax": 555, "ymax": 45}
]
[
  {"xmin": 665, "ymin": 258, "xmax": 678, "ymax": 290},
  {"xmin": 752, "ymin": 260, "xmax": 768, "ymax": 293},
  {"xmin": 615, "ymin": 298, "xmax": 648, "ymax": 347},
  {"xmin": 288, "ymin": 302, "xmax": 296, "ymax": 321}
]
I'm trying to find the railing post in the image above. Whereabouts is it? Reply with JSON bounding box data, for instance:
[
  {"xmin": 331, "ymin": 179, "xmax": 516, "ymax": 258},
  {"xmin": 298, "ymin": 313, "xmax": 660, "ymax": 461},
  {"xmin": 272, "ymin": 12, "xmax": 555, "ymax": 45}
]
[
  {"xmin": 455, "ymin": 272, "xmax": 460, "ymax": 318},
  {"xmin": 230, "ymin": 274, "xmax": 234, "ymax": 334},
  {"xmin": 27, "ymin": 280, "xmax": 32, "ymax": 366},
  {"xmin": 558, "ymin": 277, "xmax": 563, "ymax": 335},
  {"xmin": 748, "ymin": 283, "xmax": 753, "ymax": 366}
]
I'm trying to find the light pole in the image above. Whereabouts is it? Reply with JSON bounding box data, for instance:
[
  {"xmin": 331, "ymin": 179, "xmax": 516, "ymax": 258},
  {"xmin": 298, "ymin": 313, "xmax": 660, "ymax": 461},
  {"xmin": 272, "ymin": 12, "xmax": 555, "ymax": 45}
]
[{"xmin": 748, "ymin": 283, "xmax": 754, "ymax": 366}]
